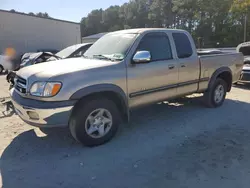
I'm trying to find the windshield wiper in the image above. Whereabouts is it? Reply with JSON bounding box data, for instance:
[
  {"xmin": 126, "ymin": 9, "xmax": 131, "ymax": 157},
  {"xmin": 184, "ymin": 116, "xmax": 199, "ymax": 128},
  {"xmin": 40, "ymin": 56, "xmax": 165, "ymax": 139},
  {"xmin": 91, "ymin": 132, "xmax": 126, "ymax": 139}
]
[{"xmin": 92, "ymin": 54, "xmax": 115, "ymax": 61}]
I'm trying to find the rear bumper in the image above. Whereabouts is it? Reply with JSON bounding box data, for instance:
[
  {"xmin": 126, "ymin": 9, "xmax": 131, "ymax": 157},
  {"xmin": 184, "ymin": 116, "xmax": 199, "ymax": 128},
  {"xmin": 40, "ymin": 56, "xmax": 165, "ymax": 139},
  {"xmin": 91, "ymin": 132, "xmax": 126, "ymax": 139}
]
[
  {"xmin": 238, "ymin": 71, "xmax": 250, "ymax": 83},
  {"xmin": 10, "ymin": 89, "xmax": 76, "ymax": 128}
]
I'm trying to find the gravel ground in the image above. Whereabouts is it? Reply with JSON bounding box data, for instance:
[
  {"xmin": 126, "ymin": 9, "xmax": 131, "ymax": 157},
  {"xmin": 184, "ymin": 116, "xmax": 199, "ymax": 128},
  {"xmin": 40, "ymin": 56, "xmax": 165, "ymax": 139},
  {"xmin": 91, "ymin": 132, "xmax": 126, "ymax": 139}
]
[{"xmin": 0, "ymin": 74, "xmax": 250, "ymax": 188}]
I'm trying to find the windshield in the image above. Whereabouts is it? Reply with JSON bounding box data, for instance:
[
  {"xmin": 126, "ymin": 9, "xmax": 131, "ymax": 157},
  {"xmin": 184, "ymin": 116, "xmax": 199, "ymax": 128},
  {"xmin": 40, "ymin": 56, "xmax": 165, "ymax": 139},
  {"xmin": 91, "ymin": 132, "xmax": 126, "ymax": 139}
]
[
  {"xmin": 84, "ymin": 33, "xmax": 137, "ymax": 60},
  {"xmin": 55, "ymin": 44, "xmax": 82, "ymax": 58}
]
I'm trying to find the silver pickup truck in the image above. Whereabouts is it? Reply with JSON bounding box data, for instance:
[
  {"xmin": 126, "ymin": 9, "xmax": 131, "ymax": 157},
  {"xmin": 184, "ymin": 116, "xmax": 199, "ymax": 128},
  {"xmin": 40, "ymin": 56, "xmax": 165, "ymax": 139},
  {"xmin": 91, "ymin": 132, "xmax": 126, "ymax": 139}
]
[{"xmin": 11, "ymin": 28, "xmax": 244, "ymax": 146}]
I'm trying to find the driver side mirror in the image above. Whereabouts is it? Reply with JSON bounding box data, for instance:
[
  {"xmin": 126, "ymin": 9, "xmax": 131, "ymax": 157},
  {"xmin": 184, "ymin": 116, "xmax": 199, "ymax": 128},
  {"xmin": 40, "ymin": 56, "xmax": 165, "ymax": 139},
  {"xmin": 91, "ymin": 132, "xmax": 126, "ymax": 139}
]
[{"xmin": 132, "ymin": 51, "xmax": 151, "ymax": 64}]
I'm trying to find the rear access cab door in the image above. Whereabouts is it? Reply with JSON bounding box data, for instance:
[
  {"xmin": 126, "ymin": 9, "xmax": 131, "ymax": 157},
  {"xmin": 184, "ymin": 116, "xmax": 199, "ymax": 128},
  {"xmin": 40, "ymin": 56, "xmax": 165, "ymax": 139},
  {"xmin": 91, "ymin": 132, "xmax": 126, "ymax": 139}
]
[{"xmin": 171, "ymin": 32, "xmax": 201, "ymax": 95}]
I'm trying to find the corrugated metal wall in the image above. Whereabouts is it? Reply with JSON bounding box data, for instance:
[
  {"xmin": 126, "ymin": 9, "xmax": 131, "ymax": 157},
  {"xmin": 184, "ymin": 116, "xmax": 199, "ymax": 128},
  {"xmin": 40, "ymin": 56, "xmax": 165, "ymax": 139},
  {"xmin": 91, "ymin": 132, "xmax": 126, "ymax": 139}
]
[{"xmin": 0, "ymin": 10, "xmax": 81, "ymax": 55}]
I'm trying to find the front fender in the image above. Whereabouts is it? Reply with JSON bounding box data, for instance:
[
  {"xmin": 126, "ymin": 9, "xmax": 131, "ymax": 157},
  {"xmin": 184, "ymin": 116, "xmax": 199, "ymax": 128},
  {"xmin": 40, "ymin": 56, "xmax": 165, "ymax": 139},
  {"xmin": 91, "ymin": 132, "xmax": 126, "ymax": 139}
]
[
  {"xmin": 69, "ymin": 84, "xmax": 129, "ymax": 121},
  {"xmin": 70, "ymin": 84, "xmax": 127, "ymax": 101}
]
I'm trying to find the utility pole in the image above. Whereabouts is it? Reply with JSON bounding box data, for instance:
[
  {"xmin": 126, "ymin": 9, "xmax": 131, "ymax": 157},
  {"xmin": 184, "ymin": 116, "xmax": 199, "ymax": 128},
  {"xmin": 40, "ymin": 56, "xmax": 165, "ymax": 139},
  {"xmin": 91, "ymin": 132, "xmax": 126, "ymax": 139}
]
[{"xmin": 244, "ymin": 14, "xmax": 247, "ymax": 42}]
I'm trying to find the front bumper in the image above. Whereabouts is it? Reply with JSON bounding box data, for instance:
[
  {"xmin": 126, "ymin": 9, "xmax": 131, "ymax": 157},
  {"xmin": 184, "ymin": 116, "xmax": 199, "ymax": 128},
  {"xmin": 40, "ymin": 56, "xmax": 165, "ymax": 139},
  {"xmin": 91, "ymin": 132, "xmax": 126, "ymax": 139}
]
[
  {"xmin": 10, "ymin": 89, "xmax": 76, "ymax": 128},
  {"xmin": 238, "ymin": 71, "xmax": 250, "ymax": 83}
]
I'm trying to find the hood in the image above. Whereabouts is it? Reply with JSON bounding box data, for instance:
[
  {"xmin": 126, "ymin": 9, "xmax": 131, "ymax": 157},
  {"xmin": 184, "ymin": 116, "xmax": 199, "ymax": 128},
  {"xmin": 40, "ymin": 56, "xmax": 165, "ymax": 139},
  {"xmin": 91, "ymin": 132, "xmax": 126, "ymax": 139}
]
[{"xmin": 17, "ymin": 57, "xmax": 116, "ymax": 80}]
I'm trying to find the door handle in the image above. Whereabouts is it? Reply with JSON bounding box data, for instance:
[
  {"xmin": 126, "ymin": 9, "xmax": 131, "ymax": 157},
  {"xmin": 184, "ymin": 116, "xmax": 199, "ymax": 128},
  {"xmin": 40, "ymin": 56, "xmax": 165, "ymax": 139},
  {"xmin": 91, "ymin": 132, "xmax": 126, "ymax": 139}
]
[
  {"xmin": 181, "ymin": 64, "xmax": 186, "ymax": 68},
  {"xmin": 168, "ymin": 65, "xmax": 175, "ymax": 70}
]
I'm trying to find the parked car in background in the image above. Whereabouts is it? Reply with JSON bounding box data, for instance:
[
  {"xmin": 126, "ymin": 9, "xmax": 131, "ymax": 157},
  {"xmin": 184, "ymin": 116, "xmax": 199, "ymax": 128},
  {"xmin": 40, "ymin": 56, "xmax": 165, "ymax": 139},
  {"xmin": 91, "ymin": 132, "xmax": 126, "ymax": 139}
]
[
  {"xmin": 11, "ymin": 28, "xmax": 243, "ymax": 147},
  {"xmin": 0, "ymin": 55, "xmax": 8, "ymax": 73},
  {"xmin": 21, "ymin": 49, "xmax": 59, "ymax": 66},
  {"xmin": 19, "ymin": 43, "xmax": 92, "ymax": 68},
  {"xmin": 0, "ymin": 55, "xmax": 18, "ymax": 73},
  {"xmin": 7, "ymin": 43, "xmax": 93, "ymax": 89},
  {"xmin": 239, "ymin": 64, "xmax": 250, "ymax": 84},
  {"xmin": 36, "ymin": 49, "xmax": 59, "ymax": 54},
  {"xmin": 236, "ymin": 42, "xmax": 250, "ymax": 83},
  {"xmin": 47, "ymin": 43, "xmax": 93, "ymax": 61}
]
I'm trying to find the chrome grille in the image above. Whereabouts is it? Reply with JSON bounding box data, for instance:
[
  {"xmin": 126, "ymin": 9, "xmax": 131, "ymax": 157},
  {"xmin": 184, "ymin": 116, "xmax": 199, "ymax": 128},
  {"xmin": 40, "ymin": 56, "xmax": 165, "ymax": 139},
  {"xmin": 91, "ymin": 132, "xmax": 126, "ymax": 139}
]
[{"xmin": 15, "ymin": 76, "xmax": 27, "ymax": 94}]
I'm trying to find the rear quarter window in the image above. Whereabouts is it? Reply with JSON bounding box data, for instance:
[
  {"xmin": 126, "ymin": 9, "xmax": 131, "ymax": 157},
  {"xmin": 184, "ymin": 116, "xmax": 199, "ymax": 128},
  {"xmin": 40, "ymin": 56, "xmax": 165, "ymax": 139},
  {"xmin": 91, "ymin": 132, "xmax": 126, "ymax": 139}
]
[{"xmin": 172, "ymin": 33, "xmax": 193, "ymax": 58}]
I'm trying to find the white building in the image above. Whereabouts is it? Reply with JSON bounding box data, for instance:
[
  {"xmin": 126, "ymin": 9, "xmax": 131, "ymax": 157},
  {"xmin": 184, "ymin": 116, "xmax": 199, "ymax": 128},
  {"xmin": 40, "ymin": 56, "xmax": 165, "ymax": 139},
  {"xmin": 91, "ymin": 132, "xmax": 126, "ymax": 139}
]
[{"xmin": 0, "ymin": 9, "xmax": 81, "ymax": 55}]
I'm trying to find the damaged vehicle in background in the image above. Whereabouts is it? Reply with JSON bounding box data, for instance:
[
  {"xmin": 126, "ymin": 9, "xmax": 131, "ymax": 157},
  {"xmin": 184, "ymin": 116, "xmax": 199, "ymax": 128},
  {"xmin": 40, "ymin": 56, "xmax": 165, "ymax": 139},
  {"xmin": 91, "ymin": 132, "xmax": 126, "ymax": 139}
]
[
  {"xmin": 236, "ymin": 42, "xmax": 250, "ymax": 84},
  {"xmin": 7, "ymin": 43, "xmax": 93, "ymax": 89},
  {"xmin": 20, "ymin": 43, "xmax": 93, "ymax": 68}
]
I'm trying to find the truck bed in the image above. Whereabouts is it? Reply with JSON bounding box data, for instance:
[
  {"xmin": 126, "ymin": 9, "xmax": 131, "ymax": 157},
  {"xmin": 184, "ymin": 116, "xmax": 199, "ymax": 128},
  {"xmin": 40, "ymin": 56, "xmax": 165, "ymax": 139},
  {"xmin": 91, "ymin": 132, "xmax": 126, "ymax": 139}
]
[
  {"xmin": 198, "ymin": 52, "xmax": 244, "ymax": 91},
  {"xmin": 197, "ymin": 49, "xmax": 224, "ymax": 56}
]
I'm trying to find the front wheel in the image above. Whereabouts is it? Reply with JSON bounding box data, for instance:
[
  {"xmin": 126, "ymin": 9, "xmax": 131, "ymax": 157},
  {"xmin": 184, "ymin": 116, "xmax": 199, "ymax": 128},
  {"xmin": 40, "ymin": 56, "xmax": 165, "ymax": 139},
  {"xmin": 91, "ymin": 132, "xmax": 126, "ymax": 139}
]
[
  {"xmin": 204, "ymin": 78, "xmax": 227, "ymax": 108},
  {"xmin": 69, "ymin": 98, "xmax": 120, "ymax": 147}
]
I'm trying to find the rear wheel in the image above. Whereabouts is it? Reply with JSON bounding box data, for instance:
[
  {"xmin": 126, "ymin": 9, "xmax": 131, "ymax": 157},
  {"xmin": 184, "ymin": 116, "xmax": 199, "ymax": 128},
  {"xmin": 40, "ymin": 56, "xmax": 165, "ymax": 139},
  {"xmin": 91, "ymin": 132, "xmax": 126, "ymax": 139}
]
[
  {"xmin": 69, "ymin": 98, "xmax": 120, "ymax": 147},
  {"xmin": 204, "ymin": 78, "xmax": 227, "ymax": 108}
]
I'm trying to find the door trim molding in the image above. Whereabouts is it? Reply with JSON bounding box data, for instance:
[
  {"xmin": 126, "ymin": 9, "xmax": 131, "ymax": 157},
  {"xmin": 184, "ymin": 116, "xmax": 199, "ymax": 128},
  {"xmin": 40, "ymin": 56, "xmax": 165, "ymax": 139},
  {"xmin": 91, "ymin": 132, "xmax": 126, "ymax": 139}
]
[{"xmin": 129, "ymin": 77, "xmax": 209, "ymax": 98}]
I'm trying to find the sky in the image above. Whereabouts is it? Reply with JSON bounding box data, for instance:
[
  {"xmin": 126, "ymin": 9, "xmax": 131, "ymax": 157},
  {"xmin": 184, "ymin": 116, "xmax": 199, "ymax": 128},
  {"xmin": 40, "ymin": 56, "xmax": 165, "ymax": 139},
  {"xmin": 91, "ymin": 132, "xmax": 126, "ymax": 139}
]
[{"xmin": 0, "ymin": 0, "xmax": 129, "ymax": 22}]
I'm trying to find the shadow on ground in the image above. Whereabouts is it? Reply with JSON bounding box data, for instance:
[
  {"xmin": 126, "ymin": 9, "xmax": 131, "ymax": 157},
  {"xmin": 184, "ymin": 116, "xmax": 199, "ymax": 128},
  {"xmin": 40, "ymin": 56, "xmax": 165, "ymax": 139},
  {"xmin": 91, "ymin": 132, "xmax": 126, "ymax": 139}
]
[
  {"xmin": 233, "ymin": 83, "xmax": 250, "ymax": 90},
  {"xmin": 1, "ymin": 97, "xmax": 250, "ymax": 188}
]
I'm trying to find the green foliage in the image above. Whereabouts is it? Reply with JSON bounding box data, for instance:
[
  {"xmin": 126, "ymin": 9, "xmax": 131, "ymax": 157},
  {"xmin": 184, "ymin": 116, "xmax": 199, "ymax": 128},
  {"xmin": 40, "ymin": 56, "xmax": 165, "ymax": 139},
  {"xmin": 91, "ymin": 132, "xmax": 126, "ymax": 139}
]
[
  {"xmin": 9, "ymin": 9, "xmax": 50, "ymax": 18},
  {"xmin": 81, "ymin": 0, "xmax": 249, "ymax": 47},
  {"xmin": 36, "ymin": 12, "xmax": 50, "ymax": 18}
]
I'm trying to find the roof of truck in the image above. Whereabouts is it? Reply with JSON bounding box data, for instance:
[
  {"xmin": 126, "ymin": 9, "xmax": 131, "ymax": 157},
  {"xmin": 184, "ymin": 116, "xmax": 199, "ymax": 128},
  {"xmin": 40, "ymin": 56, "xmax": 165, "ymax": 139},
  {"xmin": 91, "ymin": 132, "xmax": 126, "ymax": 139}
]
[{"xmin": 110, "ymin": 28, "xmax": 186, "ymax": 34}]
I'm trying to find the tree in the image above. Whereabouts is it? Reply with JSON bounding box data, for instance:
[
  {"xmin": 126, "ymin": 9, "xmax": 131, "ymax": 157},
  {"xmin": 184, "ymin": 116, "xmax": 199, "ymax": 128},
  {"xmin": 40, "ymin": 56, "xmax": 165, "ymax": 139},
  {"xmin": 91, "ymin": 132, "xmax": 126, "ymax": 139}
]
[
  {"xmin": 9, "ymin": 9, "xmax": 51, "ymax": 19},
  {"xmin": 231, "ymin": 0, "xmax": 250, "ymax": 41},
  {"xmin": 36, "ymin": 12, "xmax": 50, "ymax": 18},
  {"xmin": 79, "ymin": 0, "xmax": 249, "ymax": 47},
  {"xmin": 28, "ymin": 12, "xmax": 35, "ymax": 16},
  {"xmin": 102, "ymin": 6, "xmax": 122, "ymax": 30},
  {"xmin": 80, "ymin": 9, "xmax": 104, "ymax": 36}
]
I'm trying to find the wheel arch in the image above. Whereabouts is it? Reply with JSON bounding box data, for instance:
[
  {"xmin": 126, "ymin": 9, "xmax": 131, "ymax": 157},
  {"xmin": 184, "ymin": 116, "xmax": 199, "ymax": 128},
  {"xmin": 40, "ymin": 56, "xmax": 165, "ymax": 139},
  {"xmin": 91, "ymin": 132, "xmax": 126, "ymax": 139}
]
[
  {"xmin": 208, "ymin": 67, "xmax": 233, "ymax": 92},
  {"xmin": 70, "ymin": 84, "xmax": 129, "ymax": 122}
]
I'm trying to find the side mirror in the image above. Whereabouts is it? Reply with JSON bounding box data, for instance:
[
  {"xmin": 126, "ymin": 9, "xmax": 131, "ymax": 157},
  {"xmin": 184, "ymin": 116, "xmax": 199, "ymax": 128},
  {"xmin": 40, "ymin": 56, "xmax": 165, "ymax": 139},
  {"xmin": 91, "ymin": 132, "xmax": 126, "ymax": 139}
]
[{"xmin": 132, "ymin": 51, "xmax": 151, "ymax": 64}]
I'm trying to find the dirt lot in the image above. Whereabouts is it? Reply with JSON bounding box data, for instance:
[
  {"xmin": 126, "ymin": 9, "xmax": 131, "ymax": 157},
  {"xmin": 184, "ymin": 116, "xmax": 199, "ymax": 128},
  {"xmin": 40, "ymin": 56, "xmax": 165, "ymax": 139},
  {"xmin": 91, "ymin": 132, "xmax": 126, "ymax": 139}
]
[{"xmin": 0, "ymin": 74, "xmax": 250, "ymax": 188}]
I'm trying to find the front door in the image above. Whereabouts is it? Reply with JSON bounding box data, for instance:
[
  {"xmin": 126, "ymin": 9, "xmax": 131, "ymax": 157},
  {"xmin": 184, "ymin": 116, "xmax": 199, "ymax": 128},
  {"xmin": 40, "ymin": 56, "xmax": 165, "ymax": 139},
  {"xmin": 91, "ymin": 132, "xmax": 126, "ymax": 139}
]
[{"xmin": 127, "ymin": 32, "xmax": 178, "ymax": 108}]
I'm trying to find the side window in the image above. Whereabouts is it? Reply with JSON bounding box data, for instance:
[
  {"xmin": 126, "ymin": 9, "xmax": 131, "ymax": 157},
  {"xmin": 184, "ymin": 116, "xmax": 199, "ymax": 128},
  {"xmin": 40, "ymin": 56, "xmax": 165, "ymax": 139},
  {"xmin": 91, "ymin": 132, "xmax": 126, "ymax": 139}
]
[
  {"xmin": 137, "ymin": 33, "xmax": 172, "ymax": 61},
  {"xmin": 172, "ymin": 33, "xmax": 193, "ymax": 58}
]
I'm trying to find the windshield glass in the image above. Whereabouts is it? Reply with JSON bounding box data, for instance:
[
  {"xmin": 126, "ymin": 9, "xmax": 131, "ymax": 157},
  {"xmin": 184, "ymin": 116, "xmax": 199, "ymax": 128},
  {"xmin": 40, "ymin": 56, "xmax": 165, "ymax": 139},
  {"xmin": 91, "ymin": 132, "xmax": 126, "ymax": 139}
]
[
  {"xmin": 84, "ymin": 33, "xmax": 137, "ymax": 60},
  {"xmin": 55, "ymin": 44, "xmax": 82, "ymax": 58}
]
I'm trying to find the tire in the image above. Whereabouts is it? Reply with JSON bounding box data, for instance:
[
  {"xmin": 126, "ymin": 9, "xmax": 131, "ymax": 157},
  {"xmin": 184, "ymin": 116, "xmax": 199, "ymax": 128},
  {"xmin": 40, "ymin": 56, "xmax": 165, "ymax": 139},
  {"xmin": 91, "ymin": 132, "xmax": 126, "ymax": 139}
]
[
  {"xmin": 204, "ymin": 78, "xmax": 227, "ymax": 108},
  {"xmin": 0, "ymin": 65, "xmax": 3, "ymax": 74},
  {"xmin": 69, "ymin": 98, "xmax": 121, "ymax": 147}
]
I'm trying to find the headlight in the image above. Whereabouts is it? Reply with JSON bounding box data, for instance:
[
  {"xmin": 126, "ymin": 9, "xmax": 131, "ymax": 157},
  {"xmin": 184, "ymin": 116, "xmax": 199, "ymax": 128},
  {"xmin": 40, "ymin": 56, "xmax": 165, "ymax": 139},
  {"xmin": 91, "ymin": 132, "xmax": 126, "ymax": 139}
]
[{"xmin": 30, "ymin": 82, "xmax": 62, "ymax": 97}]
